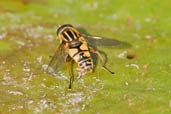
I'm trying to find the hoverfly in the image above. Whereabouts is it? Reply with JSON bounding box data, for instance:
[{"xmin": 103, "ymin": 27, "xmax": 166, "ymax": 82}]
[{"xmin": 47, "ymin": 24, "xmax": 115, "ymax": 89}]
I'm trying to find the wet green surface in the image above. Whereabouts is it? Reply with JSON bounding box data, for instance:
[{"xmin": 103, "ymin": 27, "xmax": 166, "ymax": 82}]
[{"xmin": 0, "ymin": 0, "xmax": 171, "ymax": 114}]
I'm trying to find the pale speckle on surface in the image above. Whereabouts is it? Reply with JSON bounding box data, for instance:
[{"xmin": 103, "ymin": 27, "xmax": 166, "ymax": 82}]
[
  {"xmin": 135, "ymin": 20, "xmax": 142, "ymax": 31},
  {"xmin": 36, "ymin": 25, "xmax": 43, "ymax": 31},
  {"xmin": 128, "ymin": 98, "xmax": 133, "ymax": 107},
  {"xmin": 15, "ymin": 40, "xmax": 25, "ymax": 46},
  {"xmin": 125, "ymin": 63, "xmax": 139, "ymax": 70},
  {"xmin": 0, "ymin": 32, "xmax": 7, "ymax": 39},
  {"xmin": 37, "ymin": 56, "xmax": 43, "ymax": 63},
  {"xmin": 169, "ymin": 100, "xmax": 171, "ymax": 108},
  {"xmin": 146, "ymin": 87, "xmax": 156, "ymax": 91},
  {"xmin": 83, "ymin": 2, "xmax": 98, "ymax": 11},
  {"xmin": 145, "ymin": 35, "xmax": 152, "ymax": 40},
  {"xmin": 2, "ymin": 61, "xmax": 6, "ymax": 64},
  {"xmin": 133, "ymin": 33, "xmax": 141, "ymax": 39},
  {"xmin": 130, "ymin": 64, "xmax": 139, "ymax": 69},
  {"xmin": 125, "ymin": 82, "xmax": 129, "ymax": 86},
  {"xmin": 42, "ymin": 64, "xmax": 48, "ymax": 70},
  {"xmin": 23, "ymin": 68, "xmax": 31, "ymax": 72},
  {"xmin": 46, "ymin": 35, "xmax": 54, "ymax": 41},
  {"xmin": 28, "ymin": 72, "xmax": 33, "ymax": 81},
  {"xmin": 28, "ymin": 100, "xmax": 34, "ymax": 105},
  {"xmin": 145, "ymin": 17, "xmax": 151, "ymax": 22},
  {"xmin": 117, "ymin": 51, "xmax": 127, "ymax": 59},
  {"xmin": 2, "ymin": 75, "xmax": 18, "ymax": 86},
  {"xmin": 11, "ymin": 105, "xmax": 24, "ymax": 111},
  {"xmin": 7, "ymin": 90, "xmax": 23, "ymax": 96}
]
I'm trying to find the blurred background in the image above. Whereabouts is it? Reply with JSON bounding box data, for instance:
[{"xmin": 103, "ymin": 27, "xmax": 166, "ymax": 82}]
[{"xmin": 0, "ymin": 0, "xmax": 171, "ymax": 114}]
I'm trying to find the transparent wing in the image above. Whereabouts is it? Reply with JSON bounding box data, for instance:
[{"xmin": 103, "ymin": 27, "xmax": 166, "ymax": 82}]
[
  {"xmin": 82, "ymin": 34, "xmax": 131, "ymax": 48},
  {"xmin": 47, "ymin": 44, "xmax": 68, "ymax": 74}
]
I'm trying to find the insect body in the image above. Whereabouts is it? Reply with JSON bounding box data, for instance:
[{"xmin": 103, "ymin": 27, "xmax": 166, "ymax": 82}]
[
  {"xmin": 58, "ymin": 25, "xmax": 94, "ymax": 77},
  {"xmin": 47, "ymin": 24, "xmax": 114, "ymax": 89}
]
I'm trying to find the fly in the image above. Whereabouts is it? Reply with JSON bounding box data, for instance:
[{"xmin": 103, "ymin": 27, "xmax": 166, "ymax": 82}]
[{"xmin": 47, "ymin": 24, "xmax": 114, "ymax": 89}]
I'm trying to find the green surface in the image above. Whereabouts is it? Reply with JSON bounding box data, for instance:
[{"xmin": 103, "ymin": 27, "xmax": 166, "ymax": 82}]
[{"xmin": 0, "ymin": 0, "xmax": 171, "ymax": 114}]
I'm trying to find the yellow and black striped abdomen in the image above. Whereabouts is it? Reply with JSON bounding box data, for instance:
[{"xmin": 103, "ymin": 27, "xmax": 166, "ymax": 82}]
[{"xmin": 68, "ymin": 41, "xmax": 93, "ymax": 76}]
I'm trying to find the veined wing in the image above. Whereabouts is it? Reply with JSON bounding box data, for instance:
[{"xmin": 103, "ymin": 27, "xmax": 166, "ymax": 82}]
[
  {"xmin": 47, "ymin": 44, "xmax": 68, "ymax": 74},
  {"xmin": 82, "ymin": 34, "xmax": 131, "ymax": 48}
]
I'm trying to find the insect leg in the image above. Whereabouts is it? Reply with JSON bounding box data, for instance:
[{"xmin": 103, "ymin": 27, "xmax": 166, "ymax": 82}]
[
  {"xmin": 89, "ymin": 47, "xmax": 114, "ymax": 74},
  {"xmin": 66, "ymin": 55, "xmax": 74, "ymax": 89}
]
